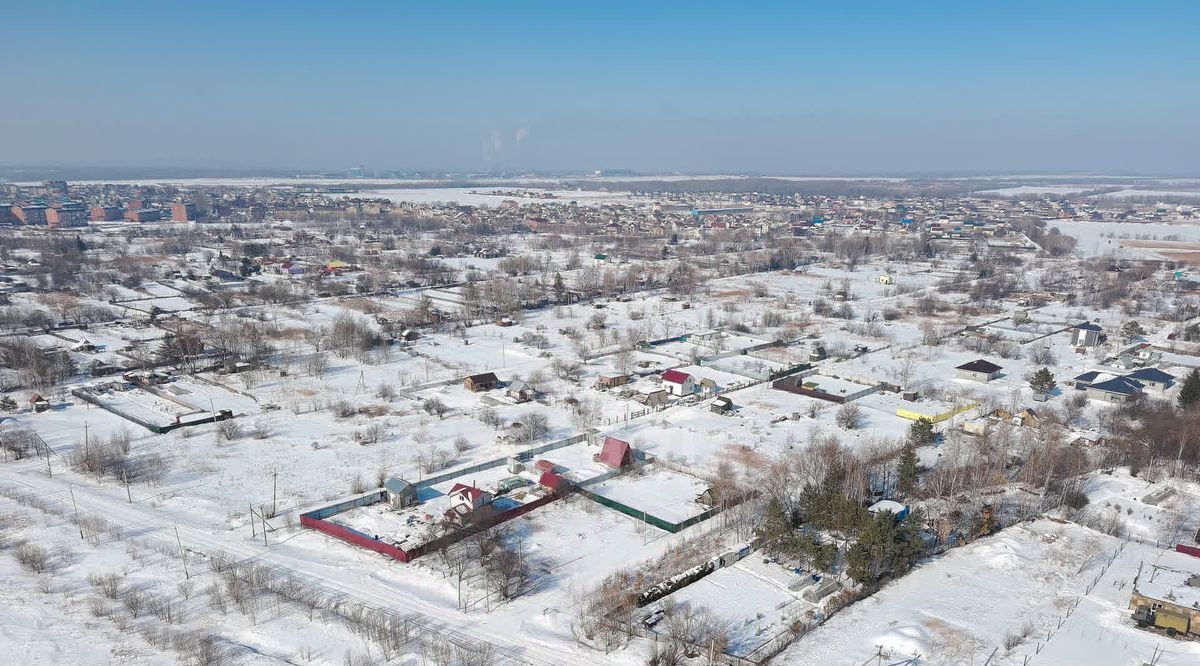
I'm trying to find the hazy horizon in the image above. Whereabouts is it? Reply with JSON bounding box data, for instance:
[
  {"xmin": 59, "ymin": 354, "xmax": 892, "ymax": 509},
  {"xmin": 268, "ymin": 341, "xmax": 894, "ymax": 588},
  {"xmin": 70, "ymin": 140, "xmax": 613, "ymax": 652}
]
[{"xmin": 3, "ymin": 1, "xmax": 1198, "ymax": 175}]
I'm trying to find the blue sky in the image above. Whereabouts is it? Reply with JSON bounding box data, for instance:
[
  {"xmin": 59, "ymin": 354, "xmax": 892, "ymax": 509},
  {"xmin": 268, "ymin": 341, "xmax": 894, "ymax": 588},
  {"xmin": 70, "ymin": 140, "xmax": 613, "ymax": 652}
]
[{"xmin": 2, "ymin": 1, "xmax": 1198, "ymax": 174}]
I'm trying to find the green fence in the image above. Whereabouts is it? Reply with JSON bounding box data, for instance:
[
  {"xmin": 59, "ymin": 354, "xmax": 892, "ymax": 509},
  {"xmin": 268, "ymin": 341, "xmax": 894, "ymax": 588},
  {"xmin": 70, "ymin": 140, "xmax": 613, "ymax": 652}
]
[{"xmin": 575, "ymin": 487, "xmax": 682, "ymax": 532}]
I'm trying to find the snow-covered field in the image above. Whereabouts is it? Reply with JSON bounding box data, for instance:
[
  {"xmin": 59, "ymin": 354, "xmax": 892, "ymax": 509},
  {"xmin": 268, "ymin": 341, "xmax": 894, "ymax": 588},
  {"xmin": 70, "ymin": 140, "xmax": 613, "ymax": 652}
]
[
  {"xmin": 1054, "ymin": 220, "xmax": 1200, "ymax": 257},
  {"xmin": 327, "ymin": 187, "xmax": 643, "ymax": 207},
  {"xmin": 775, "ymin": 519, "xmax": 1200, "ymax": 666}
]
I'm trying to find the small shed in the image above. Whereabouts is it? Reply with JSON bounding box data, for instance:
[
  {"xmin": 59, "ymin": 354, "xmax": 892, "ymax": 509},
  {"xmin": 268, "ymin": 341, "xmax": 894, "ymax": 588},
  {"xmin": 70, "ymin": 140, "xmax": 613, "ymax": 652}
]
[
  {"xmin": 710, "ymin": 395, "xmax": 733, "ymax": 414},
  {"xmin": 539, "ymin": 471, "xmax": 569, "ymax": 493},
  {"xmin": 635, "ymin": 388, "xmax": 669, "ymax": 408},
  {"xmin": 507, "ymin": 380, "xmax": 534, "ymax": 403},
  {"xmin": 596, "ymin": 436, "xmax": 634, "ymax": 469},
  {"xmin": 384, "ymin": 478, "xmax": 418, "ymax": 509},
  {"xmin": 697, "ymin": 486, "xmax": 721, "ymax": 507},
  {"xmin": 868, "ymin": 499, "xmax": 910, "ymax": 521},
  {"xmin": 30, "ymin": 393, "xmax": 50, "ymax": 412},
  {"xmin": 599, "ymin": 373, "xmax": 629, "ymax": 388},
  {"xmin": 464, "ymin": 372, "xmax": 499, "ymax": 392}
]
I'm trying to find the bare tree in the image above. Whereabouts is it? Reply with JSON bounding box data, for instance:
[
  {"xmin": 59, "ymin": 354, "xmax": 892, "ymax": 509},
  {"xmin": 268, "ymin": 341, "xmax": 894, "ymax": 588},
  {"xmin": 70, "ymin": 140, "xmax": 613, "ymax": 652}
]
[{"xmin": 836, "ymin": 403, "xmax": 863, "ymax": 430}]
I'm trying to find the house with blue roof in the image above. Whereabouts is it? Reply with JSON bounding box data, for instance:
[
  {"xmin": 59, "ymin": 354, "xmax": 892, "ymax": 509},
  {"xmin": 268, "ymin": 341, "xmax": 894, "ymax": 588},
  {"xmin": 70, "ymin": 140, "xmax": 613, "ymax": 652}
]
[
  {"xmin": 1069, "ymin": 322, "xmax": 1104, "ymax": 347},
  {"xmin": 1069, "ymin": 370, "xmax": 1103, "ymax": 390},
  {"xmin": 1125, "ymin": 367, "xmax": 1175, "ymax": 391},
  {"xmin": 1085, "ymin": 376, "xmax": 1145, "ymax": 404}
]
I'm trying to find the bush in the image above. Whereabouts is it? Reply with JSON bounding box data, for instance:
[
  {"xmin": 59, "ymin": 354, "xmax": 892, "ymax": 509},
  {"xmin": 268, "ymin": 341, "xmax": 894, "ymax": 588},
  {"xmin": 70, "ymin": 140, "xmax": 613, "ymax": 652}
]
[
  {"xmin": 1063, "ymin": 489, "xmax": 1089, "ymax": 510},
  {"xmin": 453, "ymin": 435, "xmax": 471, "ymax": 453},
  {"xmin": 88, "ymin": 572, "xmax": 122, "ymax": 599},
  {"xmin": 248, "ymin": 421, "xmax": 272, "ymax": 439},
  {"xmin": 15, "ymin": 543, "xmax": 50, "ymax": 573},
  {"xmin": 216, "ymin": 419, "xmax": 242, "ymax": 442},
  {"xmin": 422, "ymin": 397, "xmax": 449, "ymax": 419}
]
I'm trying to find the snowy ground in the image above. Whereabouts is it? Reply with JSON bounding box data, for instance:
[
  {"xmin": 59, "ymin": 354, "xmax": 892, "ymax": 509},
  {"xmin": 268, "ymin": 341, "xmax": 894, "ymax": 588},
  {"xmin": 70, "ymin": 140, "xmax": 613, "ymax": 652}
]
[
  {"xmin": 774, "ymin": 519, "xmax": 1200, "ymax": 666},
  {"xmin": 583, "ymin": 464, "xmax": 710, "ymax": 524},
  {"xmin": 652, "ymin": 557, "xmax": 815, "ymax": 657}
]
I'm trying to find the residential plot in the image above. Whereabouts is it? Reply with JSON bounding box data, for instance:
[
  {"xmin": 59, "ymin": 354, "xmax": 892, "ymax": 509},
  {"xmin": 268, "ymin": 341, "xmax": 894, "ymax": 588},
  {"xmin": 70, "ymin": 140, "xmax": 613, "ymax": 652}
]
[{"xmin": 583, "ymin": 464, "xmax": 710, "ymax": 525}]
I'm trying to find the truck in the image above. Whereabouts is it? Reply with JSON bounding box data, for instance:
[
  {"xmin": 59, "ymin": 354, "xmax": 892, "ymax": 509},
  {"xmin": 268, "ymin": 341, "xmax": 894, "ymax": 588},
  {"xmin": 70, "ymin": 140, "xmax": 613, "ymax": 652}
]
[{"xmin": 1132, "ymin": 605, "xmax": 1191, "ymax": 637}]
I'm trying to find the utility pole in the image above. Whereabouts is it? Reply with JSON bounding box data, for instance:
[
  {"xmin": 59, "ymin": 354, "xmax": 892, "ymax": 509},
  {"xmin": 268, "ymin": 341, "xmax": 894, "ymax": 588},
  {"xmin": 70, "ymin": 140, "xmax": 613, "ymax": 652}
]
[
  {"xmin": 123, "ymin": 468, "xmax": 132, "ymax": 503},
  {"xmin": 260, "ymin": 504, "xmax": 268, "ymax": 546},
  {"xmin": 70, "ymin": 485, "xmax": 83, "ymax": 540},
  {"xmin": 272, "ymin": 467, "xmax": 278, "ymax": 518},
  {"xmin": 174, "ymin": 524, "xmax": 190, "ymax": 579},
  {"xmin": 250, "ymin": 503, "xmax": 256, "ymax": 537}
]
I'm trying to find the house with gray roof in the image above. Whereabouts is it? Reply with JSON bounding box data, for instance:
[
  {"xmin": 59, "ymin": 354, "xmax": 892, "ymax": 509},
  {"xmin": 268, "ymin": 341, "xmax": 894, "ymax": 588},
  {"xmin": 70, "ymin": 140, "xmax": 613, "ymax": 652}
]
[{"xmin": 384, "ymin": 478, "xmax": 418, "ymax": 509}]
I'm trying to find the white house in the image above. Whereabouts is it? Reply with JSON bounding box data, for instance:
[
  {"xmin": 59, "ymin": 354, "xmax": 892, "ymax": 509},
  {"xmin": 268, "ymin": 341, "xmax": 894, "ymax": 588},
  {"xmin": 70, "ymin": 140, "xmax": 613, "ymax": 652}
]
[{"xmin": 661, "ymin": 369, "xmax": 696, "ymax": 397}]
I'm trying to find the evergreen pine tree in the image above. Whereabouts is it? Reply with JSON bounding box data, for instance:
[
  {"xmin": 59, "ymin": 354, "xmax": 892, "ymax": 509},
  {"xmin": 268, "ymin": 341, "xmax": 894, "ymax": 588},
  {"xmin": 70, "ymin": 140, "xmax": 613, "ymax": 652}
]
[
  {"xmin": 1028, "ymin": 367, "xmax": 1056, "ymax": 395},
  {"xmin": 1179, "ymin": 369, "xmax": 1200, "ymax": 409},
  {"xmin": 757, "ymin": 498, "xmax": 794, "ymax": 546},
  {"xmin": 897, "ymin": 440, "xmax": 919, "ymax": 497},
  {"xmin": 909, "ymin": 417, "xmax": 935, "ymax": 447},
  {"xmin": 846, "ymin": 542, "xmax": 872, "ymax": 586},
  {"xmin": 552, "ymin": 272, "xmax": 565, "ymax": 303},
  {"xmin": 1121, "ymin": 320, "xmax": 1146, "ymax": 339}
]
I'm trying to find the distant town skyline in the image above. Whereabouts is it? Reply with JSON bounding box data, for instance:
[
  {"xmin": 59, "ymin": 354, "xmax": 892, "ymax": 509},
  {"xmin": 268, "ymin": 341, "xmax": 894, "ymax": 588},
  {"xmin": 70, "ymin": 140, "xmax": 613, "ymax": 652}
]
[{"xmin": 2, "ymin": 1, "xmax": 1198, "ymax": 174}]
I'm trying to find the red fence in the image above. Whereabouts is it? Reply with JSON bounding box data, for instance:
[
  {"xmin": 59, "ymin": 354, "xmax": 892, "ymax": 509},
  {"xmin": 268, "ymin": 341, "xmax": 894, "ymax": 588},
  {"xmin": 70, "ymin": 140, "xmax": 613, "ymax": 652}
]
[
  {"xmin": 1177, "ymin": 544, "xmax": 1200, "ymax": 559},
  {"xmin": 300, "ymin": 513, "xmax": 414, "ymax": 562},
  {"xmin": 300, "ymin": 488, "xmax": 563, "ymax": 564},
  {"xmin": 406, "ymin": 491, "xmax": 561, "ymax": 560}
]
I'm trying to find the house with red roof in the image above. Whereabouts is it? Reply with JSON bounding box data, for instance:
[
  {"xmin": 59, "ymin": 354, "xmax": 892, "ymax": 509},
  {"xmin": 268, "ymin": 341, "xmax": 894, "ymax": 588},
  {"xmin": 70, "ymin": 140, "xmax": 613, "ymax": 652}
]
[
  {"xmin": 539, "ymin": 470, "xmax": 569, "ymax": 493},
  {"xmin": 596, "ymin": 436, "xmax": 635, "ymax": 469},
  {"xmin": 448, "ymin": 483, "xmax": 492, "ymax": 513},
  {"xmin": 661, "ymin": 369, "xmax": 696, "ymax": 397}
]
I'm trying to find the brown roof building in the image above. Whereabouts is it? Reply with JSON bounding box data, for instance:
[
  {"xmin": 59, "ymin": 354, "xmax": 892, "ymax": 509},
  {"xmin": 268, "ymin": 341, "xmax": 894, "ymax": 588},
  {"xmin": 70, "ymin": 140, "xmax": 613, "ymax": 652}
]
[
  {"xmin": 47, "ymin": 204, "xmax": 89, "ymax": 228},
  {"xmin": 12, "ymin": 204, "xmax": 48, "ymax": 225},
  {"xmin": 171, "ymin": 202, "xmax": 197, "ymax": 222},
  {"xmin": 90, "ymin": 205, "xmax": 124, "ymax": 222}
]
